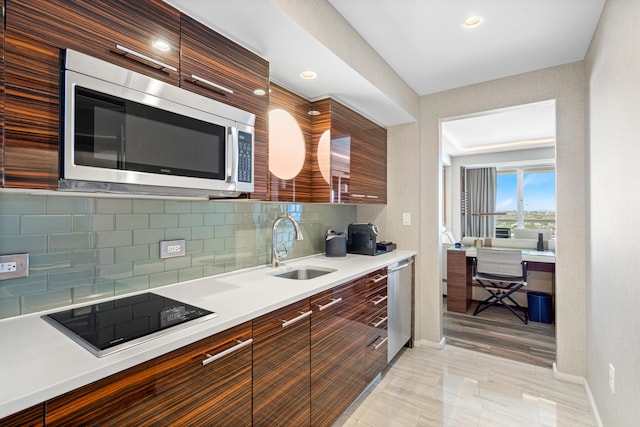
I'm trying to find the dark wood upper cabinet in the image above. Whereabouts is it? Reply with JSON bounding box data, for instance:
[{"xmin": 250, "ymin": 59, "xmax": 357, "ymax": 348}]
[
  {"xmin": 180, "ymin": 14, "xmax": 270, "ymax": 200},
  {"xmin": 253, "ymin": 298, "xmax": 311, "ymax": 425},
  {"xmin": 6, "ymin": 0, "xmax": 180, "ymax": 85},
  {"xmin": 3, "ymin": 34, "xmax": 60, "ymax": 189},
  {"xmin": 267, "ymin": 84, "xmax": 314, "ymax": 202},
  {"xmin": 45, "ymin": 322, "xmax": 253, "ymax": 426},
  {"xmin": 310, "ymin": 99, "xmax": 387, "ymax": 204}
]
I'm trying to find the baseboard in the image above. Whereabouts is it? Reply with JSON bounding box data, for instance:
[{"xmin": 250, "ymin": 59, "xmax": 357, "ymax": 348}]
[
  {"xmin": 552, "ymin": 362, "xmax": 584, "ymax": 384},
  {"xmin": 553, "ymin": 363, "xmax": 603, "ymax": 427},
  {"xmin": 583, "ymin": 379, "xmax": 604, "ymax": 427},
  {"xmin": 414, "ymin": 337, "xmax": 446, "ymax": 350}
]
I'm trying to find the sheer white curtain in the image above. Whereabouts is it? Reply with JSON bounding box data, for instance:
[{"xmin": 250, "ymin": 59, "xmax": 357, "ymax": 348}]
[{"xmin": 465, "ymin": 167, "xmax": 497, "ymax": 237}]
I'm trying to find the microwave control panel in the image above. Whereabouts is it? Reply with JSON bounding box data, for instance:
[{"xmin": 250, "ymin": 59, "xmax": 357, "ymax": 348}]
[{"xmin": 237, "ymin": 130, "xmax": 253, "ymax": 183}]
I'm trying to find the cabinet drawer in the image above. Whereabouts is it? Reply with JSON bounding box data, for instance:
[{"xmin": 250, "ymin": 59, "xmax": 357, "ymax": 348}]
[
  {"xmin": 46, "ymin": 322, "xmax": 253, "ymax": 426},
  {"xmin": 6, "ymin": 0, "xmax": 180, "ymax": 84}
]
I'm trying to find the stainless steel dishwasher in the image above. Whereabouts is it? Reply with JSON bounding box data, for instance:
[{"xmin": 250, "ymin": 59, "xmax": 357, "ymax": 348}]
[{"xmin": 387, "ymin": 257, "xmax": 414, "ymax": 362}]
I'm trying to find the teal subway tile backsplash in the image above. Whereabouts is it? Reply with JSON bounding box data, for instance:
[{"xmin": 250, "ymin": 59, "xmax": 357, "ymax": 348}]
[{"xmin": 0, "ymin": 194, "xmax": 356, "ymax": 319}]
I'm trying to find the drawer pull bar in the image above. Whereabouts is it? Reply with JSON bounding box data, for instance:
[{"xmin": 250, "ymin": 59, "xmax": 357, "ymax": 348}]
[
  {"xmin": 351, "ymin": 194, "xmax": 366, "ymax": 198},
  {"xmin": 370, "ymin": 274, "xmax": 388, "ymax": 284},
  {"xmin": 372, "ymin": 316, "xmax": 388, "ymax": 328},
  {"xmin": 202, "ymin": 338, "xmax": 253, "ymax": 366},
  {"xmin": 366, "ymin": 195, "xmax": 379, "ymax": 199},
  {"xmin": 190, "ymin": 74, "xmax": 234, "ymax": 95},
  {"xmin": 371, "ymin": 295, "xmax": 388, "ymax": 305},
  {"xmin": 281, "ymin": 310, "xmax": 313, "ymax": 328},
  {"xmin": 114, "ymin": 44, "xmax": 177, "ymax": 72},
  {"xmin": 317, "ymin": 297, "xmax": 343, "ymax": 311},
  {"xmin": 374, "ymin": 336, "xmax": 389, "ymax": 350}
]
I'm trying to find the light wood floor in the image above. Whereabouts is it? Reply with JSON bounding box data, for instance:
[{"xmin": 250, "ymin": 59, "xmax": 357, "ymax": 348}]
[
  {"xmin": 337, "ymin": 345, "xmax": 595, "ymax": 427},
  {"xmin": 334, "ymin": 298, "xmax": 586, "ymax": 427},
  {"xmin": 443, "ymin": 297, "xmax": 556, "ymax": 368}
]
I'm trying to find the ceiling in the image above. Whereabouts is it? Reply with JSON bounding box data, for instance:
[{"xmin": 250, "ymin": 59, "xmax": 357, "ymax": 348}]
[{"xmin": 163, "ymin": 0, "xmax": 604, "ymax": 155}]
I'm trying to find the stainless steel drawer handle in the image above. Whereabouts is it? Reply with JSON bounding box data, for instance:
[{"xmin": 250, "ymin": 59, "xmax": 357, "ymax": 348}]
[
  {"xmin": 351, "ymin": 194, "xmax": 366, "ymax": 198},
  {"xmin": 366, "ymin": 195, "xmax": 379, "ymax": 199},
  {"xmin": 115, "ymin": 44, "xmax": 177, "ymax": 72},
  {"xmin": 373, "ymin": 336, "xmax": 389, "ymax": 350},
  {"xmin": 372, "ymin": 316, "xmax": 388, "ymax": 328},
  {"xmin": 190, "ymin": 74, "xmax": 234, "ymax": 95},
  {"xmin": 370, "ymin": 274, "xmax": 388, "ymax": 284},
  {"xmin": 317, "ymin": 297, "xmax": 343, "ymax": 311},
  {"xmin": 388, "ymin": 259, "xmax": 414, "ymax": 273},
  {"xmin": 281, "ymin": 310, "xmax": 313, "ymax": 328},
  {"xmin": 202, "ymin": 338, "xmax": 253, "ymax": 366},
  {"xmin": 371, "ymin": 295, "xmax": 388, "ymax": 305}
]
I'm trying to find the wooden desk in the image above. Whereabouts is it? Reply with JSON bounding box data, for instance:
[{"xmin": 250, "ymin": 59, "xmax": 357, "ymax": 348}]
[{"xmin": 446, "ymin": 247, "xmax": 556, "ymax": 313}]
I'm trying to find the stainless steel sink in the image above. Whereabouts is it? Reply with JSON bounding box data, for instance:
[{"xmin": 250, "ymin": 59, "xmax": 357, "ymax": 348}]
[{"xmin": 273, "ymin": 266, "xmax": 336, "ymax": 280}]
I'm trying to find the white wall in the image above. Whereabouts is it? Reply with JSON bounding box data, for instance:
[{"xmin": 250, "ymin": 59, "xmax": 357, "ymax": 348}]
[
  {"xmin": 418, "ymin": 62, "xmax": 588, "ymax": 376},
  {"xmin": 584, "ymin": 0, "xmax": 640, "ymax": 424}
]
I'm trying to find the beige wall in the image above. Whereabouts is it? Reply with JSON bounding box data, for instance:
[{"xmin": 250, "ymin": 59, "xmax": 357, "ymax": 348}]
[
  {"xmin": 585, "ymin": 0, "xmax": 640, "ymax": 424},
  {"xmin": 417, "ymin": 62, "xmax": 588, "ymax": 375}
]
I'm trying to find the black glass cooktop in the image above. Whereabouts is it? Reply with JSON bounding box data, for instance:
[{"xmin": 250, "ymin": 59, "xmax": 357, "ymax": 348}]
[{"xmin": 43, "ymin": 293, "xmax": 216, "ymax": 357}]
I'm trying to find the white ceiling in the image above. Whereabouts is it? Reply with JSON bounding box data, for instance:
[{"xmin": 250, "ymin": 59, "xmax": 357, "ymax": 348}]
[{"xmin": 163, "ymin": 0, "xmax": 604, "ymax": 155}]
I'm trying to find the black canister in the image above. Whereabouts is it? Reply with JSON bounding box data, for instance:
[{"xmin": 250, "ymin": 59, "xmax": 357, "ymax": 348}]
[{"xmin": 325, "ymin": 234, "xmax": 347, "ymax": 257}]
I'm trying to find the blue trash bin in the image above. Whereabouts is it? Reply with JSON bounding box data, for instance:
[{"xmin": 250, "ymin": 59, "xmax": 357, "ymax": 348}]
[{"xmin": 527, "ymin": 292, "xmax": 553, "ymax": 323}]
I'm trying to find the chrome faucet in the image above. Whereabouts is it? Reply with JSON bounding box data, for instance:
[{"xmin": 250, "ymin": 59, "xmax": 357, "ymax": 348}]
[{"xmin": 271, "ymin": 214, "xmax": 304, "ymax": 267}]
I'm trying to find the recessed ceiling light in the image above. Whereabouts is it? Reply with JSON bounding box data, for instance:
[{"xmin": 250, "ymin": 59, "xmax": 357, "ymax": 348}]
[
  {"xmin": 152, "ymin": 39, "xmax": 171, "ymax": 51},
  {"xmin": 300, "ymin": 70, "xmax": 317, "ymax": 80},
  {"xmin": 307, "ymin": 110, "xmax": 321, "ymax": 116},
  {"xmin": 253, "ymin": 88, "xmax": 266, "ymax": 96},
  {"xmin": 463, "ymin": 16, "xmax": 482, "ymax": 28}
]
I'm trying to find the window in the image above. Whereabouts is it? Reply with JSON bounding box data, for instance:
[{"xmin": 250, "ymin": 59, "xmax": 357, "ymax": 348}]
[{"xmin": 496, "ymin": 168, "xmax": 556, "ymax": 236}]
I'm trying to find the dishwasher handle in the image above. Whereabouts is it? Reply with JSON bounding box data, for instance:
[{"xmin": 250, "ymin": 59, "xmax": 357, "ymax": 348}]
[{"xmin": 387, "ymin": 258, "xmax": 414, "ymax": 273}]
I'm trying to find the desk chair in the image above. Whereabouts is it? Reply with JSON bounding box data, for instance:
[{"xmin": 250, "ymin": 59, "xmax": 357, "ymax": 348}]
[{"xmin": 472, "ymin": 248, "xmax": 529, "ymax": 324}]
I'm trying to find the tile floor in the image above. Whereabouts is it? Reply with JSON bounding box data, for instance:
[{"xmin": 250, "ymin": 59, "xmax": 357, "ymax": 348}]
[{"xmin": 337, "ymin": 345, "xmax": 595, "ymax": 427}]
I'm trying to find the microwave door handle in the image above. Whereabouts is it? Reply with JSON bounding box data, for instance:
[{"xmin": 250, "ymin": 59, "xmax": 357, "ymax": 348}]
[{"xmin": 226, "ymin": 127, "xmax": 235, "ymax": 183}]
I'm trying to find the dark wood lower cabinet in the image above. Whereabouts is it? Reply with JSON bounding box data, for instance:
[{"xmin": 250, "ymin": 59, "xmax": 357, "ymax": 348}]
[
  {"xmin": 364, "ymin": 270, "xmax": 389, "ymax": 384},
  {"xmin": 253, "ymin": 299, "xmax": 311, "ymax": 426},
  {"xmin": 2, "ymin": 272, "xmax": 403, "ymax": 425},
  {"xmin": 0, "ymin": 404, "xmax": 44, "ymax": 427},
  {"xmin": 45, "ymin": 322, "xmax": 253, "ymax": 426},
  {"xmin": 310, "ymin": 278, "xmax": 367, "ymax": 427}
]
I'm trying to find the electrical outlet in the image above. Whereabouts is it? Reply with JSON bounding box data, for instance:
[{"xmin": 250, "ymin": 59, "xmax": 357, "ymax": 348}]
[
  {"xmin": 0, "ymin": 254, "xmax": 29, "ymax": 280},
  {"xmin": 609, "ymin": 363, "xmax": 615, "ymax": 393},
  {"xmin": 160, "ymin": 240, "xmax": 186, "ymax": 259}
]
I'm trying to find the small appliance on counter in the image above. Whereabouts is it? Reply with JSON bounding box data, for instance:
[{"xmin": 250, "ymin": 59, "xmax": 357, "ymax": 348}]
[
  {"xmin": 347, "ymin": 223, "xmax": 396, "ymax": 256},
  {"xmin": 325, "ymin": 229, "xmax": 347, "ymax": 257}
]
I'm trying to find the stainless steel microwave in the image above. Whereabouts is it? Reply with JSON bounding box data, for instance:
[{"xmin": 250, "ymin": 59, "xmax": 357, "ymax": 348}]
[{"xmin": 59, "ymin": 49, "xmax": 255, "ymax": 198}]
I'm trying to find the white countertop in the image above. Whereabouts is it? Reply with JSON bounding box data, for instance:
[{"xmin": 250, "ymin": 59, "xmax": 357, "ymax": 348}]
[{"xmin": 0, "ymin": 250, "xmax": 415, "ymax": 419}]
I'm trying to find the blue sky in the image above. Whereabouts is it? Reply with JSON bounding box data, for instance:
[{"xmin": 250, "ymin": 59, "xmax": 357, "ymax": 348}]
[{"xmin": 496, "ymin": 172, "xmax": 556, "ymax": 212}]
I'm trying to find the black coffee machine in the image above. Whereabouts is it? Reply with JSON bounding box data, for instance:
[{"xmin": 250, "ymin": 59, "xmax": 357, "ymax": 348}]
[{"xmin": 347, "ymin": 223, "xmax": 396, "ymax": 256}]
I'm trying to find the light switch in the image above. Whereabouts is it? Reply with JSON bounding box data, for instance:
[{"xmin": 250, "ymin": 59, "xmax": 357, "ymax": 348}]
[{"xmin": 402, "ymin": 212, "xmax": 411, "ymax": 226}]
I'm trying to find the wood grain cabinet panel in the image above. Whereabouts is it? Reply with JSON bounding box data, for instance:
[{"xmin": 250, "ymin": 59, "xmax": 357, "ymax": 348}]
[
  {"xmin": 364, "ymin": 270, "xmax": 389, "ymax": 383},
  {"xmin": 3, "ymin": 34, "xmax": 60, "ymax": 189},
  {"xmin": 45, "ymin": 322, "xmax": 253, "ymax": 427},
  {"xmin": 310, "ymin": 99, "xmax": 387, "ymax": 204},
  {"xmin": 180, "ymin": 14, "xmax": 270, "ymax": 200},
  {"xmin": 253, "ymin": 299, "xmax": 311, "ymax": 426},
  {"xmin": 310, "ymin": 278, "xmax": 367, "ymax": 426},
  {"xmin": 267, "ymin": 84, "xmax": 314, "ymax": 202},
  {"xmin": 6, "ymin": 0, "xmax": 180, "ymax": 85},
  {"xmin": 0, "ymin": 404, "xmax": 44, "ymax": 427}
]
